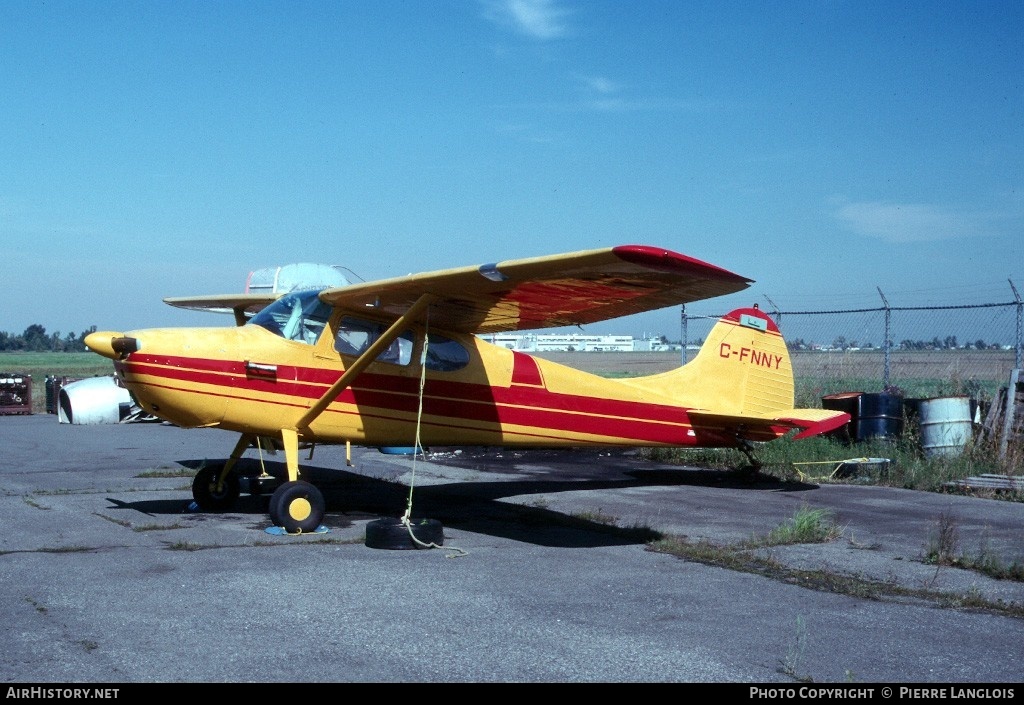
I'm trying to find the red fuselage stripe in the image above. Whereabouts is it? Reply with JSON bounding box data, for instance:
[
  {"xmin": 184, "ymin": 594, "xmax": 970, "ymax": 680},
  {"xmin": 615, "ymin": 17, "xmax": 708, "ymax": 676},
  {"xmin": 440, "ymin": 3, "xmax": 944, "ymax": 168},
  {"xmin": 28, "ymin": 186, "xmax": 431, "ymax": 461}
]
[{"xmin": 120, "ymin": 353, "xmax": 694, "ymax": 443}]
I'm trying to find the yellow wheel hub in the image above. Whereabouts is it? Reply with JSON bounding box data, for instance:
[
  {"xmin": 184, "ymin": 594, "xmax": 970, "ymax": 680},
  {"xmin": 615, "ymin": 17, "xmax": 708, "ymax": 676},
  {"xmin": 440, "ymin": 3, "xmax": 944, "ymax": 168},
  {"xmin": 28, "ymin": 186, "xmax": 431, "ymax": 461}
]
[{"xmin": 286, "ymin": 498, "xmax": 312, "ymax": 522}]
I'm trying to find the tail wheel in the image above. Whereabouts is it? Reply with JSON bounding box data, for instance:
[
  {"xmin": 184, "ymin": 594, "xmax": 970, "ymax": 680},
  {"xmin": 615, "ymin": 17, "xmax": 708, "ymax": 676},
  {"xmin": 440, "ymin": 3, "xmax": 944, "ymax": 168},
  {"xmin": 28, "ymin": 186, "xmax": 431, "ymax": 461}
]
[
  {"xmin": 269, "ymin": 481, "xmax": 325, "ymax": 534},
  {"xmin": 192, "ymin": 465, "xmax": 240, "ymax": 511}
]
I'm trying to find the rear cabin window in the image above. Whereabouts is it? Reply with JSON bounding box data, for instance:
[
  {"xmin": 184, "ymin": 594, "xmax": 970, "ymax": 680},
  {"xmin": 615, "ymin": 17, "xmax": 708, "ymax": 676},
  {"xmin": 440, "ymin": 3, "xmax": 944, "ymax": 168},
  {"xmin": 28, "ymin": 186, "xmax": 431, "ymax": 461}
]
[
  {"xmin": 423, "ymin": 334, "xmax": 470, "ymax": 371},
  {"xmin": 335, "ymin": 317, "xmax": 414, "ymax": 365}
]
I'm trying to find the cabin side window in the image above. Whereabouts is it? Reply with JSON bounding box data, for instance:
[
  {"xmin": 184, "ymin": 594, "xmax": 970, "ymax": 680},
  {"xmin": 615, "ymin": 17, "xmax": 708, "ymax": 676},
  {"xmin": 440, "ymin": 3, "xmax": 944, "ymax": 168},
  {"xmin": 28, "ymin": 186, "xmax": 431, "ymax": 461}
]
[
  {"xmin": 334, "ymin": 317, "xmax": 414, "ymax": 366},
  {"xmin": 332, "ymin": 319, "xmax": 469, "ymax": 371},
  {"xmin": 423, "ymin": 334, "xmax": 469, "ymax": 372}
]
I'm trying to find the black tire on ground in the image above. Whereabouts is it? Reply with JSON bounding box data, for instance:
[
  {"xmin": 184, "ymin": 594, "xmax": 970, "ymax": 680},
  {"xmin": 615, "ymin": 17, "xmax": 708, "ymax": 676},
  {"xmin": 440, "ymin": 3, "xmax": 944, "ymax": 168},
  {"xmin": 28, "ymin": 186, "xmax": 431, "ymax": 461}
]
[
  {"xmin": 191, "ymin": 465, "xmax": 240, "ymax": 511},
  {"xmin": 365, "ymin": 517, "xmax": 444, "ymax": 550},
  {"xmin": 269, "ymin": 481, "xmax": 325, "ymax": 534}
]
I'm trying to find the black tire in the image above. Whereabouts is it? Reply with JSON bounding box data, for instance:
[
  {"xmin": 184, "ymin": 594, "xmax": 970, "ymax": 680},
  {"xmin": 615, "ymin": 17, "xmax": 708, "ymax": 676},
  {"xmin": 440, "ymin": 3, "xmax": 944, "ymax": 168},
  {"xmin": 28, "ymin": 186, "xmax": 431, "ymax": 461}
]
[
  {"xmin": 269, "ymin": 481, "xmax": 325, "ymax": 534},
  {"xmin": 191, "ymin": 465, "xmax": 240, "ymax": 511},
  {"xmin": 365, "ymin": 517, "xmax": 444, "ymax": 550}
]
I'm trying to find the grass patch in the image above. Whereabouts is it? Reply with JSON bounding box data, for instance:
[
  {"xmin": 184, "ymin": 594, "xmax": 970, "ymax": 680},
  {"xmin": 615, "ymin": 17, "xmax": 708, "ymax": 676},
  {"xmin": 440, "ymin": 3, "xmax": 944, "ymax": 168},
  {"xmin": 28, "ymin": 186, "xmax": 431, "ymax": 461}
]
[
  {"xmin": 136, "ymin": 467, "xmax": 195, "ymax": 478},
  {"xmin": 0, "ymin": 351, "xmax": 115, "ymax": 378},
  {"xmin": 779, "ymin": 615, "xmax": 813, "ymax": 683},
  {"xmin": 165, "ymin": 541, "xmax": 206, "ymax": 551},
  {"xmin": 134, "ymin": 522, "xmax": 189, "ymax": 532},
  {"xmin": 570, "ymin": 508, "xmax": 619, "ymax": 525},
  {"xmin": 95, "ymin": 513, "xmax": 132, "ymax": 528},
  {"xmin": 641, "ymin": 431, "xmax": 1023, "ymax": 498},
  {"xmin": 648, "ymin": 534, "xmax": 1024, "ymax": 618},
  {"xmin": 923, "ymin": 513, "xmax": 1024, "ymax": 581},
  {"xmin": 760, "ymin": 505, "xmax": 842, "ymax": 546},
  {"xmin": 93, "ymin": 513, "xmax": 189, "ymax": 532},
  {"xmin": 164, "ymin": 536, "xmax": 363, "ymax": 551},
  {"xmin": 0, "ymin": 352, "xmax": 115, "ymax": 413},
  {"xmin": 647, "ymin": 505, "xmax": 1024, "ymax": 616},
  {"xmin": 22, "ymin": 496, "xmax": 49, "ymax": 510}
]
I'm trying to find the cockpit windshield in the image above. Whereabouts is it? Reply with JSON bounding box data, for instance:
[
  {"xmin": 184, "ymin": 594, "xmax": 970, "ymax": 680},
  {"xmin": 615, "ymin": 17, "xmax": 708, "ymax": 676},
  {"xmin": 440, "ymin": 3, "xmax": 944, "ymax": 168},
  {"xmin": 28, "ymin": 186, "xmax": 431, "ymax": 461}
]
[{"xmin": 248, "ymin": 290, "xmax": 332, "ymax": 345}]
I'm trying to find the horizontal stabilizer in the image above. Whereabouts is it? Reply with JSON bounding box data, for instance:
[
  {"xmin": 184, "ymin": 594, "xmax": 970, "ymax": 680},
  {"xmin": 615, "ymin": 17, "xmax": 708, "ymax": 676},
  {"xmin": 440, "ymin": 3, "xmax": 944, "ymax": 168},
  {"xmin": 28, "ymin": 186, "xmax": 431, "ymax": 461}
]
[
  {"xmin": 776, "ymin": 409, "xmax": 853, "ymax": 439},
  {"xmin": 688, "ymin": 408, "xmax": 850, "ymax": 441}
]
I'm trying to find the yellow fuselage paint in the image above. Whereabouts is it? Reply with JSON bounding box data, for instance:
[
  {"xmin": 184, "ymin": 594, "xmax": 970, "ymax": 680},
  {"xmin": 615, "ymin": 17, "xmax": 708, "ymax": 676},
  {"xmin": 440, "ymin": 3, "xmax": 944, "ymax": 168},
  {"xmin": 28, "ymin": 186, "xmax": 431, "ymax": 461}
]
[{"xmin": 103, "ymin": 323, "xmax": 712, "ymax": 449}]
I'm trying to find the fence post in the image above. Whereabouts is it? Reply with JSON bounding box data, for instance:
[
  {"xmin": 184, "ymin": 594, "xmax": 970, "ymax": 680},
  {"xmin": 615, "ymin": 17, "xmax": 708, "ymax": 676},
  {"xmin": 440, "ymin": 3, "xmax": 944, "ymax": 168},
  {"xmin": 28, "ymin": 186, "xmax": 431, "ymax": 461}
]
[
  {"xmin": 1011, "ymin": 279, "xmax": 1022, "ymax": 370},
  {"xmin": 999, "ymin": 368, "xmax": 1020, "ymax": 460},
  {"xmin": 680, "ymin": 305, "xmax": 688, "ymax": 364},
  {"xmin": 877, "ymin": 288, "xmax": 891, "ymax": 389},
  {"xmin": 764, "ymin": 295, "xmax": 781, "ymax": 331}
]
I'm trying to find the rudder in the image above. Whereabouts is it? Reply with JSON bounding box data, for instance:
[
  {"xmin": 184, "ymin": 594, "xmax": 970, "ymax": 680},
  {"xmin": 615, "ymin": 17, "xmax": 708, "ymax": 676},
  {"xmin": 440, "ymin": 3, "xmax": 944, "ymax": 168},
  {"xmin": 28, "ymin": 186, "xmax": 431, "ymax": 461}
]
[{"xmin": 628, "ymin": 306, "xmax": 793, "ymax": 416}]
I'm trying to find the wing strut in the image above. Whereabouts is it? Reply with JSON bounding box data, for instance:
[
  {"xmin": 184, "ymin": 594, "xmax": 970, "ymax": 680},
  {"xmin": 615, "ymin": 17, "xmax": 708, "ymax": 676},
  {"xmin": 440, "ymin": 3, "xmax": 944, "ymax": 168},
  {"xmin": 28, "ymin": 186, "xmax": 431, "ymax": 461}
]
[
  {"xmin": 231, "ymin": 306, "xmax": 248, "ymax": 327},
  {"xmin": 294, "ymin": 293, "xmax": 437, "ymax": 432}
]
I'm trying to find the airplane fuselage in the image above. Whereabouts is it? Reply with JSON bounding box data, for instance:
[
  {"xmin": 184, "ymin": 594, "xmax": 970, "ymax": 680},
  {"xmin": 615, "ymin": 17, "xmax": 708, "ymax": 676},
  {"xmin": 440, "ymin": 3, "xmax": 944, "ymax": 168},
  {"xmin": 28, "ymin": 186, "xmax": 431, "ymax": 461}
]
[{"xmin": 107, "ymin": 323, "xmax": 716, "ymax": 449}]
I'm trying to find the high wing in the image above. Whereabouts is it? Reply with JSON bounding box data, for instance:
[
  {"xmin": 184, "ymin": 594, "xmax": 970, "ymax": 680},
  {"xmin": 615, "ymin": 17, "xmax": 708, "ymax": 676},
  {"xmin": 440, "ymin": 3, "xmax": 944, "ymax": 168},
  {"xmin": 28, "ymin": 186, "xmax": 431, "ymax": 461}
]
[
  {"xmin": 164, "ymin": 262, "xmax": 353, "ymax": 323},
  {"xmin": 164, "ymin": 293, "xmax": 282, "ymax": 315},
  {"xmin": 163, "ymin": 294, "xmax": 282, "ymax": 326},
  {"xmin": 319, "ymin": 244, "xmax": 752, "ymax": 334}
]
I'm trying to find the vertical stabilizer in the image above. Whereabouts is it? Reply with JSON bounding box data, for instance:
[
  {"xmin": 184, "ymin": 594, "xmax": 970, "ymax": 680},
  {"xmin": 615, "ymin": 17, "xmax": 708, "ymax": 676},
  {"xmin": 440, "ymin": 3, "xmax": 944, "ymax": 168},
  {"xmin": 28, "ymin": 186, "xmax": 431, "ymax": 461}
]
[
  {"xmin": 628, "ymin": 306, "xmax": 792, "ymax": 414},
  {"xmin": 622, "ymin": 306, "xmax": 849, "ymax": 443}
]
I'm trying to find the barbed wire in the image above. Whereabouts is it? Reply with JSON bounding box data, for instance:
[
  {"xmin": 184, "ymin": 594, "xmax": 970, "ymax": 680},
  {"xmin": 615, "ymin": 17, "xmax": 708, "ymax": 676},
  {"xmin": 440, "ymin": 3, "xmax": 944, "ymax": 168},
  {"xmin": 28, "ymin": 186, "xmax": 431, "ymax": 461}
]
[{"xmin": 770, "ymin": 301, "xmax": 1019, "ymax": 315}]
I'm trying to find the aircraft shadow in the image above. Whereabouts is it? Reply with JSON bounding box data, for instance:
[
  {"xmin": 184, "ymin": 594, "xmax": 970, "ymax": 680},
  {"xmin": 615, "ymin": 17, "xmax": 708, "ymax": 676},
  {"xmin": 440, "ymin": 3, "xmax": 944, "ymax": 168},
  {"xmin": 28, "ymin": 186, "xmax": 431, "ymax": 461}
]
[{"xmin": 108, "ymin": 452, "xmax": 817, "ymax": 549}]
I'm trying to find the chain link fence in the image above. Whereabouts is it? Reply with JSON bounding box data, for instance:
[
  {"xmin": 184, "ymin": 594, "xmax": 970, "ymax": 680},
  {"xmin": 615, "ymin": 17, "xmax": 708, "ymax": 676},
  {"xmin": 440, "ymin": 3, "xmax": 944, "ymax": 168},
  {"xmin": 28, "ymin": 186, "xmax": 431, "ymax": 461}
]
[{"xmin": 682, "ymin": 298, "xmax": 1023, "ymax": 407}]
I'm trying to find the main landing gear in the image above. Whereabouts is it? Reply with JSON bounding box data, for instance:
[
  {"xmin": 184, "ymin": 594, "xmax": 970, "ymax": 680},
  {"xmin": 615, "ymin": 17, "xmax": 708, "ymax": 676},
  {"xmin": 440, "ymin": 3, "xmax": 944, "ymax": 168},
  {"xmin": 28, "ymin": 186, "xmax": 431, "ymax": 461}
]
[
  {"xmin": 191, "ymin": 464, "xmax": 241, "ymax": 510},
  {"xmin": 268, "ymin": 481, "xmax": 325, "ymax": 534},
  {"xmin": 188, "ymin": 431, "xmax": 327, "ymax": 534}
]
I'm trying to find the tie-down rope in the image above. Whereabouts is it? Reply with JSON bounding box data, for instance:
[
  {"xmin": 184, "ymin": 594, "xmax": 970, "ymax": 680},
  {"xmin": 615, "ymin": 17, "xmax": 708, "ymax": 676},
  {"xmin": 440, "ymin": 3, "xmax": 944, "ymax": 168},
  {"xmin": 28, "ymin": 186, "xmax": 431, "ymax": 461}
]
[{"xmin": 399, "ymin": 312, "xmax": 467, "ymax": 558}]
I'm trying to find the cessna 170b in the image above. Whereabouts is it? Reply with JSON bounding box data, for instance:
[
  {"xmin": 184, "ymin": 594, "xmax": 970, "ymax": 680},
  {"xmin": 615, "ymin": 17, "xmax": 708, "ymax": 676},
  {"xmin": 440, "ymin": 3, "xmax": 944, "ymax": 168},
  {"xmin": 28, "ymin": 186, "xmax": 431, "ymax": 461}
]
[{"xmin": 85, "ymin": 245, "xmax": 850, "ymax": 534}]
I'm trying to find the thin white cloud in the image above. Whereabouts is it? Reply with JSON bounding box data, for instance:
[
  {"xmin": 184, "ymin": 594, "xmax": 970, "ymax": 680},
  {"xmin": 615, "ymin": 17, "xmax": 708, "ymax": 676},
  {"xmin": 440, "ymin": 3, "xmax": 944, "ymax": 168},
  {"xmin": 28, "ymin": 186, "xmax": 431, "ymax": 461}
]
[
  {"xmin": 573, "ymin": 73, "xmax": 630, "ymax": 112},
  {"xmin": 578, "ymin": 74, "xmax": 620, "ymax": 95},
  {"xmin": 833, "ymin": 200, "xmax": 993, "ymax": 243},
  {"xmin": 492, "ymin": 120, "xmax": 557, "ymax": 143},
  {"xmin": 581, "ymin": 96, "xmax": 720, "ymax": 114},
  {"xmin": 482, "ymin": 0, "xmax": 572, "ymax": 40}
]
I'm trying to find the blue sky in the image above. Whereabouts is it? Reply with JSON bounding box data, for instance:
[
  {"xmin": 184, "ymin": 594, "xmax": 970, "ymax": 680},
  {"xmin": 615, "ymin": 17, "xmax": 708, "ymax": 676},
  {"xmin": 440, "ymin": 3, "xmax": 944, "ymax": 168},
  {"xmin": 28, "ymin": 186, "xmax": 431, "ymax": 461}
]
[{"xmin": 2, "ymin": 0, "xmax": 1022, "ymax": 340}]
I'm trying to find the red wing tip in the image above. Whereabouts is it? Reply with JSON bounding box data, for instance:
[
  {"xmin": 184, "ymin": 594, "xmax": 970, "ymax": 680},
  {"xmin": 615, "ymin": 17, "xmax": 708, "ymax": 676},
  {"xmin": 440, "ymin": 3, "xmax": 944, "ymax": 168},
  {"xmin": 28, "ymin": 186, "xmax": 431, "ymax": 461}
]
[{"xmin": 612, "ymin": 245, "xmax": 752, "ymax": 283}]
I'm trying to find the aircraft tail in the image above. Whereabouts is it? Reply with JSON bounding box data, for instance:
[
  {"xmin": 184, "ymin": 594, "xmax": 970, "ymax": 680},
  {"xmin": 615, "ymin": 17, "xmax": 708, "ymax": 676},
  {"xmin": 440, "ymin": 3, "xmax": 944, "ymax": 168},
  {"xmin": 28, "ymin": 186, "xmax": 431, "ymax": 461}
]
[{"xmin": 624, "ymin": 306, "xmax": 849, "ymax": 443}]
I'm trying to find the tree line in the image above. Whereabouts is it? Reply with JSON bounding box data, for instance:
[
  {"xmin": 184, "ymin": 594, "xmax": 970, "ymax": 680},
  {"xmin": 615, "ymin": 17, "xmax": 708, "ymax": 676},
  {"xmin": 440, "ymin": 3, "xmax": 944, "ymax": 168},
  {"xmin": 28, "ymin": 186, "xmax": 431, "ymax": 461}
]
[
  {"xmin": 0, "ymin": 324, "xmax": 98, "ymax": 352},
  {"xmin": 786, "ymin": 335, "xmax": 1007, "ymax": 352},
  {"xmin": 2, "ymin": 324, "xmax": 1011, "ymax": 354}
]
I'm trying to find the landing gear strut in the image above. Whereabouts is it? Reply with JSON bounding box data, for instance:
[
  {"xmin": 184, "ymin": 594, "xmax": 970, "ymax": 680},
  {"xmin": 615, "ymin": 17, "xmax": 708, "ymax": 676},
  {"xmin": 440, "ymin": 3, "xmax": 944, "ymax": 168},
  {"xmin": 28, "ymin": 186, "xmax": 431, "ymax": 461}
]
[
  {"xmin": 191, "ymin": 464, "xmax": 240, "ymax": 510},
  {"xmin": 736, "ymin": 437, "xmax": 762, "ymax": 476}
]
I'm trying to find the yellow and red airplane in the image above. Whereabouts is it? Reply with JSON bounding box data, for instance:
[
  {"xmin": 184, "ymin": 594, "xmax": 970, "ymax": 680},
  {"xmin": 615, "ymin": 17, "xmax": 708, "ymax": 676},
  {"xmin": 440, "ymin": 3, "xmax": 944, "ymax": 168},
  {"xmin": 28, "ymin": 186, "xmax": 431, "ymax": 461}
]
[{"xmin": 85, "ymin": 245, "xmax": 849, "ymax": 533}]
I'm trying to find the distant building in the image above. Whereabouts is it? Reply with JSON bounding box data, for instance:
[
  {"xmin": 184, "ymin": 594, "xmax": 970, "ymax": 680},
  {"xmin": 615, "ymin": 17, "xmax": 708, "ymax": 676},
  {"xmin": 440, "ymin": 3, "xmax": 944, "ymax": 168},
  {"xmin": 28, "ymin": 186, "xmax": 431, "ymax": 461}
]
[{"xmin": 480, "ymin": 333, "xmax": 677, "ymax": 352}]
